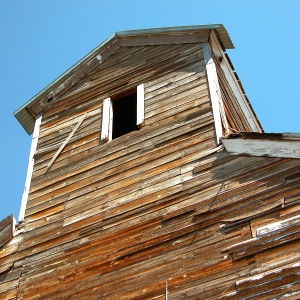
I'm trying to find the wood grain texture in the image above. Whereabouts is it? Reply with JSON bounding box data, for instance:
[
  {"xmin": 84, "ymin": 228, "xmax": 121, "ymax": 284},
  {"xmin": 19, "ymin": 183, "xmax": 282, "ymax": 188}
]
[
  {"xmin": 0, "ymin": 215, "xmax": 14, "ymax": 248},
  {"xmin": 2, "ymin": 40, "xmax": 300, "ymax": 299}
]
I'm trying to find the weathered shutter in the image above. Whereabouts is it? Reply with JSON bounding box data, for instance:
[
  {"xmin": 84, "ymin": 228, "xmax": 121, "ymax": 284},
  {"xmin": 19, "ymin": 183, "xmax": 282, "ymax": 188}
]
[
  {"xmin": 19, "ymin": 112, "xmax": 42, "ymax": 221},
  {"xmin": 136, "ymin": 83, "xmax": 144, "ymax": 126},
  {"xmin": 101, "ymin": 97, "xmax": 112, "ymax": 141},
  {"xmin": 202, "ymin": 43, "xmax": 223, "ymax": 144},
  {"xmin": 108, "ymin": 99, "xmax": 113, "ymax": 141}
]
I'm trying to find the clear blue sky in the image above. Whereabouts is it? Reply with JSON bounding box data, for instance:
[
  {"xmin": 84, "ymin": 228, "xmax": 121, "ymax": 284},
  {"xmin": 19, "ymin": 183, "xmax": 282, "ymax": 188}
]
[{"xmin": 0, "ymin": 0, "xmax": 299, "ymax": 222}]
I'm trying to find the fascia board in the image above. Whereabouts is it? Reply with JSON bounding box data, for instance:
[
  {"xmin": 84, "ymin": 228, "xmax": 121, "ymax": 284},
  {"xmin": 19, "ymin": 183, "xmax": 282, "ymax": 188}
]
[
  {"xmin": 222, "ymin": 136, "xmax": 300, "ymax": 159},
  {"xmin": 13, "ymin": 34, "xmax": 117, "ymax": 135},
  {"xmin": 14, "ymin": 34, "xmax": 116, "ymax": 118}
]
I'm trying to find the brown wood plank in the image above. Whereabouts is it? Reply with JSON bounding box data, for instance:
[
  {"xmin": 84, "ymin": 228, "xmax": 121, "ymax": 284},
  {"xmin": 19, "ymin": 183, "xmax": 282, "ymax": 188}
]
[{"xmin": 0, "ymin": 215, "xmax": 14, "ymax": 248}]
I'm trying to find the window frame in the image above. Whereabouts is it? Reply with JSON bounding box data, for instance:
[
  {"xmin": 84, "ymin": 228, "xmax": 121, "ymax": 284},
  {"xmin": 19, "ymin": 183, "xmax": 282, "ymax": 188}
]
[{"xmin": 101, "ymin": 83, "xmax": 144, "ymax": 142}]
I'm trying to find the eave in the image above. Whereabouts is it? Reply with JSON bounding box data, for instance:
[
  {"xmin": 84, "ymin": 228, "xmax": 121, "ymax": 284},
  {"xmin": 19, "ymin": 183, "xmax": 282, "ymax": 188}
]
[
  {"xmin": 13, "ymin": 24, "xmax": 233, "ymax": 135},
  {"xmin": 222, "ymin": 132, "xmax": 300, "ymax": 159}
]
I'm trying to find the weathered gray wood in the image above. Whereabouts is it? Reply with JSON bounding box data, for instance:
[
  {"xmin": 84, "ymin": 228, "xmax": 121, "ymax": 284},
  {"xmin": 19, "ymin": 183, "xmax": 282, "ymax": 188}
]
[
  {"xmin": 222, "ymin": 137, "xmax": 300, "ymax": 159},
  {"xmin": 210, "ymin": 30, "xmax": 262, "ymax": 132},
  {"xmin": 29, "ymin": 110, "xmax": 215, "ymax": 194},
  {"xmin": 0, "ymin": 215, "xmax": 14, "ymax": 248},
  {"xmin": 118, "ymin": 32, "xmax": 209, "ymax": 46},
  {"xmin": 44, "ymin": 113, "xmax": 87, "ymax": 173},
  {"xmin": 202, "ymin": 42, "xmax": 223, "ymax": 143},
  {"xmin": 0, "ymin": 269, "xmax": 21, "ymax": 286},
  {"xmin": 41, "ymin": 44, "xmax": 194, "ymax": 118},
  {"xmin": 0, "ymin": 278, "xmax": 19, "ymax": 294},
  {"xmin": 27, "ymin": 117, "xmax": 215, "ymax": 207}
]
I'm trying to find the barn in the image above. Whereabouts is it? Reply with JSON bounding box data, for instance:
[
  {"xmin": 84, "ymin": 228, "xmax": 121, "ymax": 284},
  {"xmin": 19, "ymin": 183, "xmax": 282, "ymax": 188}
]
[{"xmin": 1, "ymin": 24, "xmax": 300, "ymax": 299}]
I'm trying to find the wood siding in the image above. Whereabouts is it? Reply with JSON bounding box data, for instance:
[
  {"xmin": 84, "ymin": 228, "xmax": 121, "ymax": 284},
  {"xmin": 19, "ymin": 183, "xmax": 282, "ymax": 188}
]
[
  {"xmin": 209, "ymin": 30, "xmax": 262, "ymax": 133},
  {"xmin": 1, "ymin": 41, "xmax": 300, "ymax": 299}
]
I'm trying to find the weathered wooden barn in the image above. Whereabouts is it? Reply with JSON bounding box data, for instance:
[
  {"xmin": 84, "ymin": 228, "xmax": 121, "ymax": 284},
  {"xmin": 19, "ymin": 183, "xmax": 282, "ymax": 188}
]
[{"xmin": 1, "ymin": 24, "xmax": 300, "ymax": 299}]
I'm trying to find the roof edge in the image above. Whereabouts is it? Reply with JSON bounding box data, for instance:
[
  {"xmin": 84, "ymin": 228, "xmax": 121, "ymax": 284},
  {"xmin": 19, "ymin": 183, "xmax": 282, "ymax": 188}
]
[
  {"xmin": 13, "ymin": 33, "xmax": 117, "ymax": 118},
  {"xmin": 222, "ymin": 132, "xmax": 300, "ymax": 159},
  {"xmin": 116, "ymin": 24, "xmax": 233, "ymax": 47},
  {"xmin": 14, "ymin": 24, "xmax": 233, "ymax": 134}
]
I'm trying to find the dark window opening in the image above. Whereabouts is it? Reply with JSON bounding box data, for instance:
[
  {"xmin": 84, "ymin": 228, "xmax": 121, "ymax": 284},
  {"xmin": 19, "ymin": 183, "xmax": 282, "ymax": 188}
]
[{"xmin": 112, "ymin": 91, "xmax": 139, "ymax": 139}]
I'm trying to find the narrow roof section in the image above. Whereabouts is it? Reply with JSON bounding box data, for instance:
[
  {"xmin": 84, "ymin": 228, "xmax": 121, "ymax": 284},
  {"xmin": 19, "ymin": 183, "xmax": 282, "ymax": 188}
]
[
  {"xmin": 222, "ymin": 132, "xmax": 300, "ymax": 159},
  {"xmin": 14, "ymin": 24, "xmax": 233, "ymax": 135}
]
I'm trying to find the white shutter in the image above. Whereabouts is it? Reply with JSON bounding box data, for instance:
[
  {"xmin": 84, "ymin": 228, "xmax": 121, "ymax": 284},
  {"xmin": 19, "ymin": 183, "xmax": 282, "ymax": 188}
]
[
  {"xmin": 108, "ymin": 100, "xmax": 113, "ymax": 141},
  {"xmin": 19, "ymin": 112, "xmax": 42, "ymax": 222},
  {"xmin": 101, "ymin": 97, "xmax": 112, "ymax": 141},
  {"xmin": 202, "ymin": 43, "xmax": 223, "ymax": 144},
  {"xmin": 136, "ymin": 84, "xmax": 144, "ymax": 126}
]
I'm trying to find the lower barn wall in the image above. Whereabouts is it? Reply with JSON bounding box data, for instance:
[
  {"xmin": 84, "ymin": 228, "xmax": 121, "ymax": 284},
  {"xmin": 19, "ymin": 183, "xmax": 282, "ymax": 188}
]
[{"xmin": 1, "ymin": 154, "xmax": 300, "ymax": 299}]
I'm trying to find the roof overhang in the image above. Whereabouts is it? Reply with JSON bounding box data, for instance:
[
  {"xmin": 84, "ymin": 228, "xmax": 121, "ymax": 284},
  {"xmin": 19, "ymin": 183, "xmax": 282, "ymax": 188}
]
[
  {"xmin": 222, "ymin": 132, "xmax": 300, "ymax": 159},
  {"xmin": 13, "ymin": 24, "xmax": 233, "ymax": 135}
]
